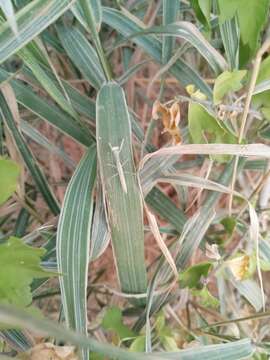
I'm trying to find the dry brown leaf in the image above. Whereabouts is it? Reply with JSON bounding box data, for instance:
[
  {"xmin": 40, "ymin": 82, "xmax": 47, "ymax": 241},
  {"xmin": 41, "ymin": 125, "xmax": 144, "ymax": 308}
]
[
  {"xmin": 19, "ymin": 343, "xmax": 78, "ymax": 360},
  {"xmin": 152, "ymin": 100, "xmax": 181, "ymax": 144}
]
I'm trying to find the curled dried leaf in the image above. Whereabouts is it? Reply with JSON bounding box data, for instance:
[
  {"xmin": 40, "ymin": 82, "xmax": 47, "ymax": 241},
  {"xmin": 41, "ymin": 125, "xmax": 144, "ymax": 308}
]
[{"xmin": 152, "ymin": 100, "xmax": 181, "ymax": 144}]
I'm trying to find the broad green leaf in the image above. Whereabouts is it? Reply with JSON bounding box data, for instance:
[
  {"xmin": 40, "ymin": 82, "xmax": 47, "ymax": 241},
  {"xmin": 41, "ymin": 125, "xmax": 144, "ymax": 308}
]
[
  {"xmin": 0, "ymin": 237, "xmax": 51, "ymax": 307},
  {"xmin": 218, "ymin": 0, "xmax": 270, "ymax": 65},
  {"xmin": 102, "ymin": 7, "xmax": 212, "ymax": 98},
  {"xmin": 188, "ymin": 103, "xmax": 237, "ymax": 162},
  {"xmin": 213, "ymin": 70, "xmax": 247, "ymax": 104},
  {"xmin": 0, "ymin": 157, "xmax": 20, "ymax": 205},
  {"xmin": 0, "ymin": 0, "xmax": 17, "ymax": 35},
  {"xmin": 179, "ymin": 262, "xmax": 212, "ymax": 289},
  {"xmin": 191, "ymin": 0, "xmax": 211, "ymax": 28},
  {"xmin": 57, "ymin": 145, "xmax": 96, "ymax": 360},
  {"xmin": 130, "ymin": 22, "xmax": 228, "ymax": 74},
  {"xmin": 56, "ymin": 25, "xmax": 106, "ymax": 89},
  {"xmin": 162, "ymin": 0, "xmax": 179, "ymax": 64},
  {"xmin": 0, "ymin": 92, "xmax": 60, "ymax": 215},
  {"xmin": 102, "ymin": 307, "xmax": 134, "ymax": 340},
  {"xmin": 96, "ymin": 82, "xmax": 147, "ymax": 297},
  {"xmin": 0, "ymin": 0, "xmax": 75, "ymax": 65},
  {"xmin": 0, "ymin": 304, "xmax": 254, "ymax": 360},
  {"xmin": 192, "ymin": 286, "xmax": 219, "ymax": 308}
]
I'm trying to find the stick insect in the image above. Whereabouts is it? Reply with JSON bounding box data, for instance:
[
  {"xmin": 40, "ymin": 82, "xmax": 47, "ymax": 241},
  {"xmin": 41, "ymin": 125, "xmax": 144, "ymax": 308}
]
[{"xmin": 109, "ymin": 140, "xmax": 128, "ymax": 194}]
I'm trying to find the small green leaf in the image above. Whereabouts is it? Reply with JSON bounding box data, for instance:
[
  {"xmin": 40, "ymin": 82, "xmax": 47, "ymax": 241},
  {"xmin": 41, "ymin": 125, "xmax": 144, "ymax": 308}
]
[
  {"xmin": 191, "ymin": 0, "xmax": 211, "ymax": 28},
  {"xmin": 188, "ymin": 103, "xmax": 237, "ymax": 162},
  {"xmin": 129, "ymin": 336, "xmax": 145, "ymax": 352},
  {"xmin": 192, "ymin": 286, "xmax": 219, "ymax": 308},
  {"xmin": 221, "ymin": 216, "xmax": 237, "ymax": 235},
  {"xmin": 179, "ymin": 262, "xmax": 212, "ymax": 289},
  {"xmin": 0, "ymin": 157, "xmax": 20, "ymax": 205},
  {"xmin": 213, "ymin": 70, "xmax": 247, "ymax": 104},
  {"xmin": 0, "ymin": 237, "xmax": 52, "ymax": 307},
  {"xmin": 102, "ymin": 307, "xmax": 134, "ymax": 340}
]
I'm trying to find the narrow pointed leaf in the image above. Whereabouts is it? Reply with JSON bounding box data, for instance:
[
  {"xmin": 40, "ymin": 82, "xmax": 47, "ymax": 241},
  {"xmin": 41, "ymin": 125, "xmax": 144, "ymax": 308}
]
[
  {"xmin": 0, "ymin": 68, "xmax": 93, "ymax": 146},
  {"xmin": 132, "ymin": 22, "xmax": 228, "ymax": 74},
  {"xmin": 162, "ymin": 0, "xmax": 179, "ymax": 64},
  {"xmin": 163, "ymin": 338, "xmax": 254, "ymax": 359},
  {"xmin": 72, "ymin": 0, "xmax": 102, "ymax": 32},
  {"xmin": 0, "ymin": 0, "xmax": 75, "ymax": 64},
  {"xmin": 19, "ymin": 47, "xmax": 78, "ymax": 120},
  {"xmin": 57, "ymin": 25, "xmax": 106, "ymax": 89},
  {"xmin": 57, "ymin": 145, "xmax": 96, "ymax": 360},
  {"xmin": 0, "ymin": 0, "xmax": 17, "ymax": 35}
]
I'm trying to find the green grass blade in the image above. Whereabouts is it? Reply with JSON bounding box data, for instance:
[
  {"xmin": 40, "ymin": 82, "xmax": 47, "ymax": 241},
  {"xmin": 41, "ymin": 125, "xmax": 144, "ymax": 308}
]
[
  {"xmin": 0, "ymin": 92, "xmax": 60, "ymax": 215},
  {"xmin": 21, "ymin": 120, "xmax": 75, "ymax": 169},
  {"xmin": 72, "ymin": 0, "xmax": 102, "ymax": 32},
  {"xmin": 0, "ymin": 305, "xmax": 254, "ymax": 360},
  {"xmin": 77, "ymin": 0, "xmax": 112, "ymax": 79},
  {"xmin": 131, "ymin": 22, "xmax": 228, "ymax": 74},
  {"xmin": 219, "ymin": 16, "xmax": 240, "ymax": 70},
  {"xmin": 145, "ymin": 187, "xmax": 186, "ymax": 233},
  {"xmin": 57, "ymin": 145, "xmax": 96, "ymax": 360},
  {"xmin": 102, "ymin": 7, "xmax": 212, "ymax": 98},
  {"xmin": 0, "ymin": 0, "xmax": 75, "ymax": 64},
  {"xmin": 162, "ymin": 0, "xmax": 179, "ymax": 64},
  {"xmin": 0, "ymin": 329, "xmax": 33, "ymax": 352},
  {"xmin": 56, "ymin": 25, "xmax": 106, "ymax": 89},
  {"xmin": 19, "ymin": 47, "xmax": 78, "ymax": 120},
  {"xmin": 162, "ymin": 339, "xmax": 254, "ymax": 359},
  {"xmin": 0, "ymin": 305, "xmax": 168, "ymax": 360},
  {"xmin": 0, "ymin": 68, "xmax": 93, "ymax": 146},
  {"xmin": 0, "ymin": 0, "xmax": 17, "ymax": 35},
  {"xmin": 96, "ymin": 82, "xmax": 147, "ymax": 296}
]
